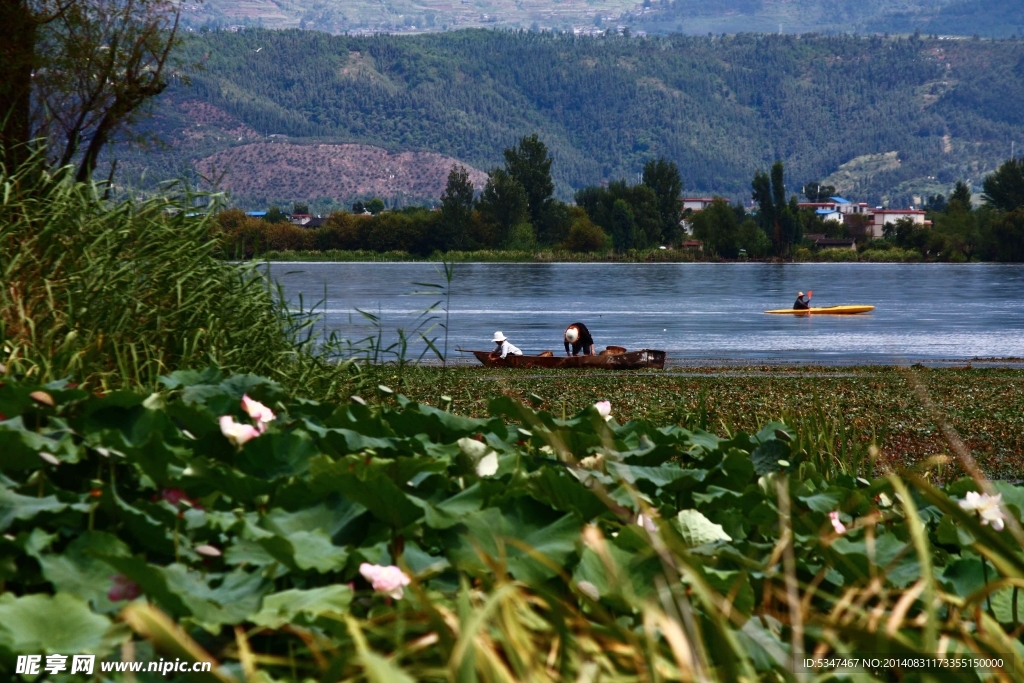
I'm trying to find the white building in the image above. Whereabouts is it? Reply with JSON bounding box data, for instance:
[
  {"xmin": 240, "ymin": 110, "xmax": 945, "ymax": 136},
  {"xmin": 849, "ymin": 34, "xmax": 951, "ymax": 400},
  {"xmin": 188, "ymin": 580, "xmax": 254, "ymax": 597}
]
[
  {"xmin": 868, "ymin": 209, "xmax": 927, "ymax": 239},
  {"xmin": 682, "ymin": 197, "xmax": 716, "ymax": 212}
]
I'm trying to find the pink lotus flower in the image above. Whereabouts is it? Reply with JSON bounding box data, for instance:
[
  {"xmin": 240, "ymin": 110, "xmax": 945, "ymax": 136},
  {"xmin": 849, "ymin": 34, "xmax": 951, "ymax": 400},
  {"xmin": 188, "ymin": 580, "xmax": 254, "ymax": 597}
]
[
  {"xmin": 241, "ymin": 395, "xmax": 275, "ymax": 428},
  {"xmin": 958, "ymin": 491, "xmax": 1006, "ymax": 531},
  {"xmin": 594, "ymin": 401, "xmax": 612, "ymax": 421},
  {"xmin": 828, "ymin": 511, "xmax": 847, "ymax": 534},
  {"xmin": 359, "ymin": 563, "xmax": 411, "ymax": 600},
  {"xmin": 161, "ymin": 489, "xmax": 190, "ymax": 505},
  {"xmin": 219, "ymin": 415, "xmax": 261, "ymax": 446},
  {"xmin": 108, "ymin": 574, "xmax": 141, "ymax": 602}
]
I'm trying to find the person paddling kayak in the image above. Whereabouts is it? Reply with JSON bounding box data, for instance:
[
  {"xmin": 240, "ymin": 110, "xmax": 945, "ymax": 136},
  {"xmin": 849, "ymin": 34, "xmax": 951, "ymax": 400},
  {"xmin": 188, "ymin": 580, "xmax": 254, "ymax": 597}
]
[
  {"xmin": 564, "ymin": 322, "xmax": 595, "ymax": 356},
  {"xmin": 793, "ymin": 290, "xmax": 813, "ymax": 310}
]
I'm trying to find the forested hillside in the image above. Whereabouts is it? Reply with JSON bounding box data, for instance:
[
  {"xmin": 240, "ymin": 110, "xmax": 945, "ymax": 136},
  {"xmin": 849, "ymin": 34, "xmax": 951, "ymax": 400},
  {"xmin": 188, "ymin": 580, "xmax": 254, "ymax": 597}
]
[{"xmin": 123, "ymin": 29, "xmax": 1024, "ymax": 207}]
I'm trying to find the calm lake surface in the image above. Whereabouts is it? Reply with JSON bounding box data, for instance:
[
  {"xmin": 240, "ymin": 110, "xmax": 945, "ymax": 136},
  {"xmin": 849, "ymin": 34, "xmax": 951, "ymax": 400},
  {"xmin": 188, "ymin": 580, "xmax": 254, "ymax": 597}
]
[{"xmin": 267, "ymin": 262, "xmax": 1024, "ymax": 365}]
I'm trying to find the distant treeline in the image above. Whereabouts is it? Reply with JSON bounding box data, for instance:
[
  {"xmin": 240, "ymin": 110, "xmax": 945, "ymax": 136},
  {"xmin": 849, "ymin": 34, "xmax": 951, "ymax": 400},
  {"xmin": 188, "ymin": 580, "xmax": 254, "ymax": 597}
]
[
  {"xmin": 690, "ymin": 157, "xmax": 1024, "ymax": 262},
  {"xmin": 218, "ymin": 136, "xmax": 684, "ymax": 256},
  {"xmin": 131, "ymin": 29, "xmax": 1024, "ymax": 206},
  {"xmin": 216, "ymin": 141, "xmax": 1024, "ymax": 262}
]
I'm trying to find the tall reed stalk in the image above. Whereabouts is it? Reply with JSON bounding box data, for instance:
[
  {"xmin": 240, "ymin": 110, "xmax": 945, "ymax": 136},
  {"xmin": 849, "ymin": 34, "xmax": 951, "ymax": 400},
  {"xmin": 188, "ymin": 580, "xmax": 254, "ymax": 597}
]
[{"xmin": 0, "ymin": 155, "xmax": 348, "ymax": 394}]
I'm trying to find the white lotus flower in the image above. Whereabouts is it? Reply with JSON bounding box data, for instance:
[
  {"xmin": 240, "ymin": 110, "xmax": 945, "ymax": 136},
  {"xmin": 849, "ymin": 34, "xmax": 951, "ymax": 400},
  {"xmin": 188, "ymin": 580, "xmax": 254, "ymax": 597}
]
[
  {"xmin": 219, "ymin": 415, "xmax": 261, "ymax": 446},
  {"xmin": 959, "ymin": 491, "xmax": 1006, "ymax": 531},
  {"xmin": 359, "ymin": 563, "xmax": 411, "ymax": 599},
  {"xmin": 594, "ymin": 400, "xmax": 612, "ymax": 421},
  {"xmin": 828, "ymin": 511, "xmax": 847, "ymax": 534},
  {"xmin": 241, "ymin": 395, "xmax": 275, "ymax": 427},
  {"xmin": 476, "ymin": 452, "xmax": 499, "ymax": 477}
]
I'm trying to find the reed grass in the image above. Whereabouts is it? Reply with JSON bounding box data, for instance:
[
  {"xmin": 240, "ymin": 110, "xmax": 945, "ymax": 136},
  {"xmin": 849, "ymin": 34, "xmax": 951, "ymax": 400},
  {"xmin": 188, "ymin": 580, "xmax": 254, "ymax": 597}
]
[{"xmin": 0, "ymin": 156, "xmax": 351, "ymax": 395}]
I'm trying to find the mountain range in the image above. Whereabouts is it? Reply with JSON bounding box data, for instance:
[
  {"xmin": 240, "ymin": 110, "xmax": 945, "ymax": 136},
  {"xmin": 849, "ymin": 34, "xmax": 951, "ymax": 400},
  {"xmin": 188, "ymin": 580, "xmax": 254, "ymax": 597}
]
[{"xmin": 118, "ymin": 29, "xmax": 1024, "ymax": 210}]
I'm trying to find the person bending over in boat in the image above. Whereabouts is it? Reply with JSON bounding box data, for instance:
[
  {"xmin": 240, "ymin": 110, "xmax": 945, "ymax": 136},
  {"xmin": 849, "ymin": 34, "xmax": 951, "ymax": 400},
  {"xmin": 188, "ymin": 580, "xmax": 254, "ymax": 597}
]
[
  {"xmin": 564, "ymin": 322, "xmax": 595, "ymax": 356},
  {"xmin": 793, "ymin": 290, "xmax": 813, "ymax": 310},
  {"xmin": 490, "ymin": 331, "xmax": 523, "ymax": 360}
]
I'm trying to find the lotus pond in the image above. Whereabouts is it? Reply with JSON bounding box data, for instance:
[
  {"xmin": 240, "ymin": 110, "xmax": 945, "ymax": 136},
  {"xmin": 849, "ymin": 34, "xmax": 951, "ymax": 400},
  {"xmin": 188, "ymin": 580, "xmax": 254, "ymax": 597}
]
[
  {"xmin": 353, "ymin": 365, "xmax": 1024, "ymax": 483},
  {"xmin": 3, "ymin": 369, "xmax": 1023, "ymax": 681}
]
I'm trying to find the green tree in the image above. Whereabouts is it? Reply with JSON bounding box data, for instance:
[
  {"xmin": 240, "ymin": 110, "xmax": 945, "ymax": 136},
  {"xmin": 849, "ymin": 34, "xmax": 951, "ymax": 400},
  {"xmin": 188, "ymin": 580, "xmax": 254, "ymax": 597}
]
[
  {"xmin": 609, "ymin": 199, "xmax": 639, "ymax": 251},
  {"xmin": 292, "ymin": 203, "xmax": 309, "ymax": 215},
  {"xmin": 366, "ymin": 198, "xmax": 386, "ymax": 215},
  {"xmin": 562, "ymin": 209, "xmax": 611, "ymax": 252},
  {"xmin": 503, "ymin": 134, "xmax": 554, "ymax": 227},
  {"xmin": 478, "ymin": 168, "xmax": 529, "ymax": 247},
  {"xmin": 575, "ymin": 181, "xmax": 660, "ymax": 250},
  {"xmin": 690, "ymin": 198, "xmax": 739, "ymax": 257},
  {"xmin": 264, "ymin": 206, "xmax": 288, "ymax": 224},
  {"xmin": 982, "ymin": 157, "xmax": 1024, "ymax": 212},
  {"xmin": 985, "ymin": 209, "xmax": 1024, "ymax": 261},
  {"xmin": 883, "ymin": 216, "xmax": 927, "ymax": 251},
  {"xmin": 439, "ymin": 164, "xmax": 475, "ymax": 251},
  {"xmin": 752, "ymin": 161, "xmax": 797, "ymax": 255},
  {"xmin": 751, "ymin": 169, "xmax": 774, "ymax": 236},
  {"xmin": 536, "ymin": 200, "xmax": 573, "ymax": 247},
  {"xmin": 642, "ymin": 157, "xmax": 684, "ymax": 244},
  {"xmin": 802, "ymin": 183, "xmax": 837, "ymax": 202},
  {"xmin": 948, "ymin": 180, "xmax": 972, "ymax": 211},
  {"xmin": 1, "ymin": 0, "xmax": 183, "ymax": 179}
]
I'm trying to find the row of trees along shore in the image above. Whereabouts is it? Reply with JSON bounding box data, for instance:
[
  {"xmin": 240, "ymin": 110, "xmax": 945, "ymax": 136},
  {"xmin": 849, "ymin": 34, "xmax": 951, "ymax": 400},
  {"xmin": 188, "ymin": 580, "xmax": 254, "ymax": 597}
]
[
  {"xmin": 691, "ymin": 159, "xmax": 1024, "ymax": 262},
  {"xmin": 217, "ymin": 136, "xmax": 1024, "ymax": 262},
  {"xmin": 218, "ymin": 135, "xmax": 684, "ymax": 258}
]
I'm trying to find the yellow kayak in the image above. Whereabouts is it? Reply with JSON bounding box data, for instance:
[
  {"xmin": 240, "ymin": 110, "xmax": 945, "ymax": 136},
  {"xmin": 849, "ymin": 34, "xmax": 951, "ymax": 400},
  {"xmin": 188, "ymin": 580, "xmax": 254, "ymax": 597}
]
[{"xmin": 765, "ymin": 305, "xmax": 875, "ymax": 315}]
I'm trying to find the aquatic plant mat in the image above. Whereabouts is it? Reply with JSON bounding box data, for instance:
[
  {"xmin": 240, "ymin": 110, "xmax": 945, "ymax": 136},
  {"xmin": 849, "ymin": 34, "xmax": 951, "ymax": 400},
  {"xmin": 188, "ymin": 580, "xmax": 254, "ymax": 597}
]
[
  {"xmin": 2, "ymin": 370, "xmax": 1023, "ymax": 681},
  {"xmin": 357, "ymin": 365, "xmax": 1024, "ymax": 483}
]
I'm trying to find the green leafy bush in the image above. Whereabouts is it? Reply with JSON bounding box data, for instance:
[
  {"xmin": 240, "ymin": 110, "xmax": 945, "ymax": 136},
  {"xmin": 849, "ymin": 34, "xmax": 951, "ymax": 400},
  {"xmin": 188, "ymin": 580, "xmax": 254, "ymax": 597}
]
[{"xmin": 1, "ymin": 372, "xmax": 1022, "ymax": 680}]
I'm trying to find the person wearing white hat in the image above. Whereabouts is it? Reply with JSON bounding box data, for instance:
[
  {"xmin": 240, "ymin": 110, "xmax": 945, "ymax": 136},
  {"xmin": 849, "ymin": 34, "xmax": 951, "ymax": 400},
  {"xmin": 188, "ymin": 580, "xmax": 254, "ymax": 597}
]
[
  {"xmin": 793, "ymin": 290, "xmax": 813, "ymax": 310},
  {"xmin": 563, "ymin": 322, "xmax": 595, "ymax": 357},
  {"xmin": 490, "ymin": 331, "xmax": 523, "ymax": 360}
]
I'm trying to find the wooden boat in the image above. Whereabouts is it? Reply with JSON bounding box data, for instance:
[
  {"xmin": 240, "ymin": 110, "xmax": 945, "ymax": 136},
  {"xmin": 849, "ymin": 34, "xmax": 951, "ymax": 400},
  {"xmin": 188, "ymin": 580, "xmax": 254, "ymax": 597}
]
[
  {"xmin": 765, "ymin": 305, "xmax": 875, "ymax": 315},
  {"xmin": 467, "ymin": 347, "xmax": 666, "ymax": 369}
]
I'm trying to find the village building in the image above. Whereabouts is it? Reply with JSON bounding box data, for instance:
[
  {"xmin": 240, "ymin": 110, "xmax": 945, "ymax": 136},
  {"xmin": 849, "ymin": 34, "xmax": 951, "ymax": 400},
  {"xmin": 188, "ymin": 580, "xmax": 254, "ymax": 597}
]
[
  {"xmin": 681, "ymin": 197, "xmax": 716, "ymax": 212},
  {"xmin": 868, "ymin": 209, "xmax": 928, "ymax": 239}
]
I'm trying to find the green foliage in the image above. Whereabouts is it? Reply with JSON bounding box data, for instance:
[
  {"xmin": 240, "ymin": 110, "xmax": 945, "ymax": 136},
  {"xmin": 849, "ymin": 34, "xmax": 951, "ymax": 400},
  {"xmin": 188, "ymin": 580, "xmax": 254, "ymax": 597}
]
[
  {"xmin": 502, "ymin": 133, "xmax": 555, "ymax": 228},
  {"xmin": 1, "ymin": 373, "xmax": 1023, "ymax": 680},
  {"xmin": 802, "ymin": 182, "xmax": 836, "ymax": 202},
  {"xmin": 562, "ymin": 211, "xmax": 612, "ymax": 252},
  {"xmin": 505, "ymin": 222, "xmax": 537, "ymax": 251},
  {"xmin": 477, "ymin": 168, "xmax": 529, "ymax": 246},
  {"xmin": 983, "ymin": 156, "xmax": 1024, "ymax": 212},
  {"xmin": 134, "ymin": 30, "xmax": 1024, "ymax": 206},
  {"xmin": 263, "ymin": 205, "xmax": 288, "ymax": 223},
  {"xmin": 641, "ymin": 156, "xmax": 684, "ymax": 244},
  {"xmin": 439, "ymin": 165, "xmax": 475, "ymax": 251},
  {"xmin": 0, "ymin": 158, "xmax": 345, "ymax": 393},
  {"xmin": 752, "ymin": 161, "xmax": 801, "ymax": 254},
  {"xmin": 575, "ymin": 180, "xmax": 662, "ymax": 250},
  {"xmin": 950, "ymin": 179, "xmax": 974, "ymax": 212},
  {"xmin": 690, "ymin": 198, "xmax": 739, "ymax": 257}
]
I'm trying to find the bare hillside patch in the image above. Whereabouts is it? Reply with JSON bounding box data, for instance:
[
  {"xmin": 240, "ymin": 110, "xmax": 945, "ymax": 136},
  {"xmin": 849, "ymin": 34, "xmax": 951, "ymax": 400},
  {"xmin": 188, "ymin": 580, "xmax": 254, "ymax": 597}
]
[{"xmin": 196, "ymin": 142, "xmax": 489, "ymax": 203}]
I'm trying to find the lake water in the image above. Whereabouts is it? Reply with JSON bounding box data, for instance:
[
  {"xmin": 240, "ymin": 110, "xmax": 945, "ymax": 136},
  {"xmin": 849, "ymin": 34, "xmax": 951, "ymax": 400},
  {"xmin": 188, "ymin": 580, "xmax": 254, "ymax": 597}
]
[{"xmin": 267, "ymin": 262, "xmax": 1024, "ymax": 365}]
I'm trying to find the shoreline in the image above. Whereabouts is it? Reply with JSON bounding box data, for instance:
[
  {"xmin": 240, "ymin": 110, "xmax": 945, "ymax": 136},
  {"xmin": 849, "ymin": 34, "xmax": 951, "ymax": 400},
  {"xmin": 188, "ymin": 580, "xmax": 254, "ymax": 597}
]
[{"xmin": 254, "ymin": 249, "xmax": 979, "ymax": 264}]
